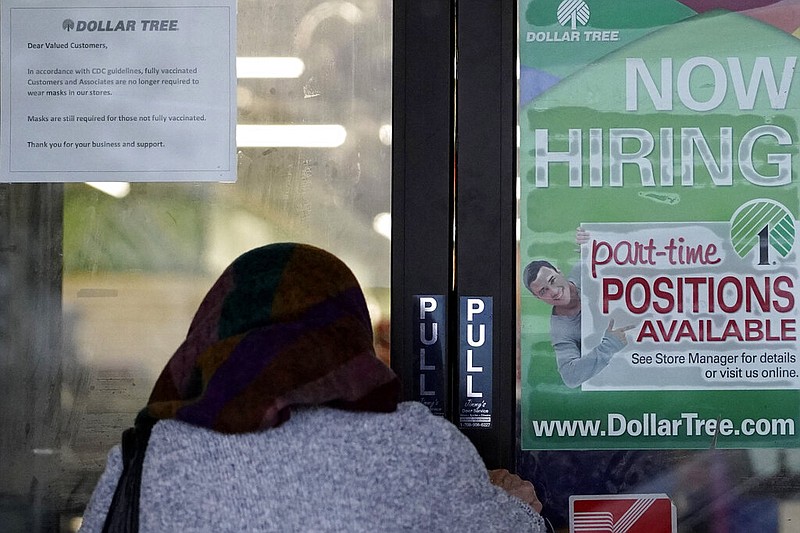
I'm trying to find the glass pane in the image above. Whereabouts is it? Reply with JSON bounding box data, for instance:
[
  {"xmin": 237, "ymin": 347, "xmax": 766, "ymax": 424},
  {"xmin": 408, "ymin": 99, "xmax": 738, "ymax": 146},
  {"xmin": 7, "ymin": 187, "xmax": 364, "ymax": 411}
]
[
  {"xmin": 517, "ymin": 1, "xmax": 800, "ymax": 532},
  {"xmin": 1, "ymin": 1, "xmax": 391, "ymax": 531}
]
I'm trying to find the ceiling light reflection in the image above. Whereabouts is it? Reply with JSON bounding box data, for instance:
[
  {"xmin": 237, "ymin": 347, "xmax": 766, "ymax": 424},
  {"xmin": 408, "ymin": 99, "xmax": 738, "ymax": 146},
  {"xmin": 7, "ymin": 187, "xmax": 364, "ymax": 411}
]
[
  {"xmin": 236, "ymin": 57, "xmax": 305, "ymax": 79},
  {"xmin": 237, "ymin": 125, "xmax": 347, "ymax": 148},
  {"xmin": 86, "ymin": 182, "xmax": 131, "ymax": 198},
  {"xmin": 379, "ymin": 124, "xmax": 392, "ymax": 146},
  {"xmin": 373, "ymin": 212, "xmax": 391, "ymax": 240}
]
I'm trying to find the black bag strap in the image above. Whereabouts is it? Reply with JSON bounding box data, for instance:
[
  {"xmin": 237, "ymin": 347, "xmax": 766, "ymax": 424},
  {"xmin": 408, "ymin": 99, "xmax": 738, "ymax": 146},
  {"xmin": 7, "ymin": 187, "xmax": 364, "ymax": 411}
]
[{"xmin": 101, "ymin": 416, "xmax": 154, "ymax": 533}]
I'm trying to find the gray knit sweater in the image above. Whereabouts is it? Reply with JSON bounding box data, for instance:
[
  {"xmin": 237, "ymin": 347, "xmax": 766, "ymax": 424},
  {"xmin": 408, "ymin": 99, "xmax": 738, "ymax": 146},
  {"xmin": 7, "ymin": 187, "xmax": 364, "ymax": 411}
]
[{"xmin": 80, "ymin": 402, "xmax": 545, "ymax": 532}]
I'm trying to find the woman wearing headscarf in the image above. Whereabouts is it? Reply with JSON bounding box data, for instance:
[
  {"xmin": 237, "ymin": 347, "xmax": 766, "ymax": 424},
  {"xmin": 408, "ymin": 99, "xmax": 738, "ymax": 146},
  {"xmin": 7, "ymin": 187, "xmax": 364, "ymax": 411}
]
[{"xmin": 80, "ymin": 243, "xmax": 545, "ymax": 532}]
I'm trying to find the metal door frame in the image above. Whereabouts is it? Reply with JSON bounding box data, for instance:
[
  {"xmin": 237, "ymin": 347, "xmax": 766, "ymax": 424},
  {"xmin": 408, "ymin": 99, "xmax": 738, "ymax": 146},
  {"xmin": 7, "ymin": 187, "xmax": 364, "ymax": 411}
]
[{"xmin": 392, "ymin": 0, "xmax": 516, "ymax": 469}]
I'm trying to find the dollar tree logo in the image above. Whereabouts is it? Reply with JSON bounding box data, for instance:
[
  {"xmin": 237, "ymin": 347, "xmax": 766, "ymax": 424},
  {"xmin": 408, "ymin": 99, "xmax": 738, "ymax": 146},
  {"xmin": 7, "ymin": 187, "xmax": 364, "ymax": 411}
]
[
  {"xmin": 730, "ymin": 199, "xmax": 796, "ymax": 265},
  {"xmin": 557, "ymin": 0, "xmax": 590, "ymax": 30}
]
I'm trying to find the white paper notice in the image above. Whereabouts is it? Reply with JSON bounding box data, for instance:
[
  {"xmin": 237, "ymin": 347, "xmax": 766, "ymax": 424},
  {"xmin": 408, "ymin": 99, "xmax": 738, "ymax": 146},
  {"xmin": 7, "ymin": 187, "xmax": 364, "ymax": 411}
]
[{"xmin": 0, "ymin": 0, "xmax": 237, "ymax": 182}]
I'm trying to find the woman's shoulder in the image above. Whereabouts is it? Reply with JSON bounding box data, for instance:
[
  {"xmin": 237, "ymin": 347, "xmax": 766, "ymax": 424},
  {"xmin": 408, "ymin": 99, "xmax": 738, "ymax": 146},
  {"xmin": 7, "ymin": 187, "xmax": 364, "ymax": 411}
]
[
  {"xmin": 148, "ymin": 401, "xmax": 441, "ymax": 435},
  {"xmin": 146, "ymin": 401, "xmax": 466, "ymax": 457}
]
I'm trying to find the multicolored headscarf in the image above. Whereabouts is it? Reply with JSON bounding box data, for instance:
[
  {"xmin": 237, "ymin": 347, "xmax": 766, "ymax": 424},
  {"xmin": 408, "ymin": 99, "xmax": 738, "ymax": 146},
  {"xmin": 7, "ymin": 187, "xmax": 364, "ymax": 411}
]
[
  {"xmin": 103, "ymin": 243, "xmax": 400, "ymax": 532},
  {"xmin": 145, "ymin": 242, "xmax": 400, "ymax": 433}
]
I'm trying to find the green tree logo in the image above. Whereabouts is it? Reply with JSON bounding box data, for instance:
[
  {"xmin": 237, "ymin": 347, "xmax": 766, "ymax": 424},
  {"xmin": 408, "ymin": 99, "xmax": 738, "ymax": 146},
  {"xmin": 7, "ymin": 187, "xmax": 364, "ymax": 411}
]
[
  {"xmin": 730, "ymin": 199, "xmax": 796, "ymax": 265},
  {"xmin": 557, "ymin": 0, "xmax": 590, "ymax": 30}
]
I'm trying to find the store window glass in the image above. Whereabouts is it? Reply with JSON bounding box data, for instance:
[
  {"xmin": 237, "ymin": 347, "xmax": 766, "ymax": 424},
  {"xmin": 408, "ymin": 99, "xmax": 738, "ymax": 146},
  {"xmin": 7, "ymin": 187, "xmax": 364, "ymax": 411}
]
[
  {"xmin": 1, "ymin": 1, "xmax": 391, "ymax": 531},
  {"xmin": 517, "ymin": 1, "xmax": 800, "ymax": 532}
]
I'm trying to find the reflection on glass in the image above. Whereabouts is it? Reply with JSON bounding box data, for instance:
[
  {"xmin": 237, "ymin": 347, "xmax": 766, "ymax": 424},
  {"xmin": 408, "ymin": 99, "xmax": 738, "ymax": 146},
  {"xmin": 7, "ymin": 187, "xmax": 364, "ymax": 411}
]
[
  {"xmin": 0, "ymin": 1, "xmax": 391, "ymax": 530},
  {"xmin": 236, "ymin": 57, "xmax": 306, "ymax": 79},
  {"xmin": 236, "ymin": 124, "xmax": 347, "ymax": 147}
]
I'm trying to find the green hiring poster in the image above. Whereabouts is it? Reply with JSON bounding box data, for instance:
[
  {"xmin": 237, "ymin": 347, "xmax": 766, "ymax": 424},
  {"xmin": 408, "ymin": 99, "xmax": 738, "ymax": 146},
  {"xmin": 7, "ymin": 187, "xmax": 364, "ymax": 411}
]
[{"xmin": 519, "ymin": 0, "xmax": 800, "ymax": 449}]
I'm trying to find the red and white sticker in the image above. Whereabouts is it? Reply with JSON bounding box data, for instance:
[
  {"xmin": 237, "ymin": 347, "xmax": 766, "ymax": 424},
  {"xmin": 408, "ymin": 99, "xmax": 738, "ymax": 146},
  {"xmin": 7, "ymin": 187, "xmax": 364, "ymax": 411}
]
[{"xmin": 569, "ymin": 493, "xmax": 676, "ymax": 533}]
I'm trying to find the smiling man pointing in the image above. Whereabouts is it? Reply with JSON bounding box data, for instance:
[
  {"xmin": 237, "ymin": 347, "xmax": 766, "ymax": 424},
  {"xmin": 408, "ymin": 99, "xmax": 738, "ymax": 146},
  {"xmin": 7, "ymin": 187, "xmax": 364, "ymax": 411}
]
[{"xmin": 524, "ymin": 259, "xmax": 634, "ymax": 388}]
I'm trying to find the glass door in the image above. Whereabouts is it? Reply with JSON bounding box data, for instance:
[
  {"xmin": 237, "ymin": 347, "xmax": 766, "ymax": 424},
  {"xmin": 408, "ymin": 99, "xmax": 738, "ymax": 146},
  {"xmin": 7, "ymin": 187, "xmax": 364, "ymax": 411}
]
[
  {"xmin": 517, "ymin": 1, "xmax": 800, "ymax": 531},
  {"xmin": 0, "ymin": 1, "xmax": 392, "ymax": 530}
]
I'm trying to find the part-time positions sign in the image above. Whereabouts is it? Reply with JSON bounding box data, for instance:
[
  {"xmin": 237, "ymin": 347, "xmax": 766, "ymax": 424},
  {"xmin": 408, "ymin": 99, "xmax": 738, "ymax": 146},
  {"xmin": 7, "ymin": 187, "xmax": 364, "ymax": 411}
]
[{"xmin": 0, "ymin": 0, "xmax": 237, "ymax": 182}]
